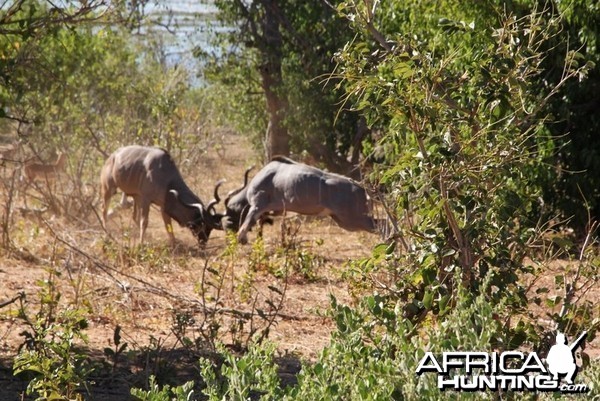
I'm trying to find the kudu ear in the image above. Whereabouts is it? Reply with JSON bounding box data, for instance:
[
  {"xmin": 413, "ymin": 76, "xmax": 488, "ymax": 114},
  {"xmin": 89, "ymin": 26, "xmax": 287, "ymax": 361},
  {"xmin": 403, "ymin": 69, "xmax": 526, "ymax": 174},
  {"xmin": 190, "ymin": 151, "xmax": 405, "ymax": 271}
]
[{"xmin": 221, "ymin": 215, "xmax": 234, "ymax": 230}]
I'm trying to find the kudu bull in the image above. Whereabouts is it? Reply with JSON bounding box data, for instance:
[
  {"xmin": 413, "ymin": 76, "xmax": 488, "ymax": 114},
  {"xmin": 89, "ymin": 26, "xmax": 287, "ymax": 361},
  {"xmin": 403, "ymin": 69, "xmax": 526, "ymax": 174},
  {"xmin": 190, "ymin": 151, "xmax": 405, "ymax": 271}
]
[
  {"xmin": 229, "ymin": 156, "xmax": 378, "ymax": 244},
  {"xmin": 100, "ymin": 145, "xmax": 224, "ymax": 246}
]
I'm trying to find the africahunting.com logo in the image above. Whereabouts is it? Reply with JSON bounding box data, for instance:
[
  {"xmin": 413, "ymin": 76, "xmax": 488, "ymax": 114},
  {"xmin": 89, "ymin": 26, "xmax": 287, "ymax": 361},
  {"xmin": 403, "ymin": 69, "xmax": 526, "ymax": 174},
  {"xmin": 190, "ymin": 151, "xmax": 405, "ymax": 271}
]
[{"xmin": 416, "ymin": 331, "xmax": 589, "ymax": 393}]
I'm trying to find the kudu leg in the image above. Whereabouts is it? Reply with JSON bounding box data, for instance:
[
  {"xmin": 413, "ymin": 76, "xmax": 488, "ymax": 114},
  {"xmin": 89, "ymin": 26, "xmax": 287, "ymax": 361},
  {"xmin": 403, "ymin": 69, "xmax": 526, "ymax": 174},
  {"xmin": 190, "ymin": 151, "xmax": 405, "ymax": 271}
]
[
  {"xmin": 101, "ymin": 186, "xmax": 116, "ymax": 230},
  {"xmin": 237, "ymin": 206, "xmax": 263, "ymax": 244},
  {"xmin": 161, "ymin": 211, "xmax": 176, "ymax": 247},
  {"xmin": 119, "ymin": 192, "xmax": 133, "ymax": 209},
  {"xmin": 138, "ymin": 200, "xmax": 151, "ymax": 244},
  {"xmin": 131, "ymin": 195, "xmax": 141, "ymax": 224}
]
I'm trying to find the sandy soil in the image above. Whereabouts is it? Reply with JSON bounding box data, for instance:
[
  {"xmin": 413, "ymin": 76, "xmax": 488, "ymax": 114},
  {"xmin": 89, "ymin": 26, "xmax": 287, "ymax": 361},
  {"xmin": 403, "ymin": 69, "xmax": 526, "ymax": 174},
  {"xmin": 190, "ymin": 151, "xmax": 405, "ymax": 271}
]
[
  {"xmin": 0, "ymin": 132, "xmax": 378, "ymax": 399},
  {"xmin": 0, "ymin": 132, "xmax": 597, "ymax": 400}
]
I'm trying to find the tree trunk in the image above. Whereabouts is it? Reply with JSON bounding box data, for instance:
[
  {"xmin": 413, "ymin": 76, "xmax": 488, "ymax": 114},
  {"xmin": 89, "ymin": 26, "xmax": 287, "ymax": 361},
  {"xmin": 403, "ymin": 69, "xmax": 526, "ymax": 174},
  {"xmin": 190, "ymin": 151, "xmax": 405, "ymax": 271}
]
[
  {"xmin": 261, "ymin": 68, "xmax": 289, "ymax": 159},
  {"xmin": 260, "ymin": 0, "xmax": 289, "ymax": 159}
]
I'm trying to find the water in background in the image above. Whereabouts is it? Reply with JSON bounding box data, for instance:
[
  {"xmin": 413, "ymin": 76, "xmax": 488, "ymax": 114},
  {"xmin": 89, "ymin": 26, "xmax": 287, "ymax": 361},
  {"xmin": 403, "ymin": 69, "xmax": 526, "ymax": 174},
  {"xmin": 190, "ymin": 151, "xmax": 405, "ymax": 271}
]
[{"xmin": 140, "ymin": 0, "xmax": 224, "ymax": 86}]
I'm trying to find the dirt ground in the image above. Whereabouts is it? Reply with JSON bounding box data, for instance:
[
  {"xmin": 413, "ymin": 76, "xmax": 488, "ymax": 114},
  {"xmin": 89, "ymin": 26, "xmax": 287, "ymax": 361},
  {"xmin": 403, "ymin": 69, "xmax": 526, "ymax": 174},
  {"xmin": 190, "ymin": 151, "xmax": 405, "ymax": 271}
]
[
  {"xmin": 0, "ymin": 132, "xmax": 378, "ymax": 400},
  {"xmin": 0, "ymin": 132, "xmax": 598, "ymax": 400}
]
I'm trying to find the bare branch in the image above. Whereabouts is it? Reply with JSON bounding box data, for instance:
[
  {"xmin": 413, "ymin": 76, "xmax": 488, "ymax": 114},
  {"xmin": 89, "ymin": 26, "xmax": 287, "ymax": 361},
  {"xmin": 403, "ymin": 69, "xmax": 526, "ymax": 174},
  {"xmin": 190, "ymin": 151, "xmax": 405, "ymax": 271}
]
[{"xmin": 0, "ymin": 292, "xmax": 25, "ymax": 309}]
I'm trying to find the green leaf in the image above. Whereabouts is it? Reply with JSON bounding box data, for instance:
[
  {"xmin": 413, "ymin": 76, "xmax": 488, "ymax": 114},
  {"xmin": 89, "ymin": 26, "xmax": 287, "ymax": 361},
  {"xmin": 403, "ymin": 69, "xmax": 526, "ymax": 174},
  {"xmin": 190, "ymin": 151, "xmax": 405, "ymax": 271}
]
[
  {"xmin": 554, "ymin": 275, "xmax": 565, "ymax": 287},
  {"xmin": 439, "ymin": 294, "xmax": 451, "ymax": 315},
  {"xmin": 423, "ymin": 290, "xmax": 433, "ymax": 309},
  {"xmin": 422, "ymin": 267, "xmax": 436, "ymax": 285}
]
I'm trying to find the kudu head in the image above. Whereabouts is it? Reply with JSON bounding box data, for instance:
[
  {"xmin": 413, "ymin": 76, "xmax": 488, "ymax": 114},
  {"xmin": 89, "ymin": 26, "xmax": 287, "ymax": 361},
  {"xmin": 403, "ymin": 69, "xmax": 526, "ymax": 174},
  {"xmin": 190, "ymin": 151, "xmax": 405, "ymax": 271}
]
[{"xmin": 168, "ymin": 179, "xmax": 225, "ymax": 245}]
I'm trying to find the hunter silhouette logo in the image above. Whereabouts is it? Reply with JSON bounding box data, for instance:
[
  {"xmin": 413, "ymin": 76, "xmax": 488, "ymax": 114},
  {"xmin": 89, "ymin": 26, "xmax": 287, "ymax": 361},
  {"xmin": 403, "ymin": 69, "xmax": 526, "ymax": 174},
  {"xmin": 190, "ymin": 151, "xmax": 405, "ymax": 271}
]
[
  {"xmin": 415, "ymin": 330, "xmax": 589, "ymax": 393},
  {"xmin": 546, "ymin": 331, "xmax": 586, "ymax": 384}
]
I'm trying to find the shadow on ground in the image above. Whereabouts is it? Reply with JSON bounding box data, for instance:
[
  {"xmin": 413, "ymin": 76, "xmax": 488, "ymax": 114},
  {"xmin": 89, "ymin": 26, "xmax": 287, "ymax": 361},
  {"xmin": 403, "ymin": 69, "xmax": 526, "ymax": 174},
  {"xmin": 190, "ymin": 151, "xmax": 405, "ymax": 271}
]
[{"xmin": 0, "ymin": 344, "xmax": 302, "ymax": 400}]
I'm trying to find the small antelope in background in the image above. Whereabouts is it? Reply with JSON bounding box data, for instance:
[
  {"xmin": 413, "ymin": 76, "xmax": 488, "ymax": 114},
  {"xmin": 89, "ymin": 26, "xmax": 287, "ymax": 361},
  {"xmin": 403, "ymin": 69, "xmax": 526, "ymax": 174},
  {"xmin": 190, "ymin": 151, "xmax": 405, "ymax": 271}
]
[
  {"xmin": 0, "ymin": 141, "xmax": 21, "ymax": 165},
  {"xmin": 22, "ymin": 152, "xmax": 67, "ymax": 183}
]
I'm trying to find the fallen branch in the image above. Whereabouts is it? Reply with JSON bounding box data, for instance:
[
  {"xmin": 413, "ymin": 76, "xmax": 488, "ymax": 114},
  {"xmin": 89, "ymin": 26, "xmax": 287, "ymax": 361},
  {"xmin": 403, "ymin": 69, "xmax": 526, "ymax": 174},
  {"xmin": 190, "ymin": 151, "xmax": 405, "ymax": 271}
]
[{"xmin": 0, "ymin": 291, "xmax": 25, "ymax": 309}]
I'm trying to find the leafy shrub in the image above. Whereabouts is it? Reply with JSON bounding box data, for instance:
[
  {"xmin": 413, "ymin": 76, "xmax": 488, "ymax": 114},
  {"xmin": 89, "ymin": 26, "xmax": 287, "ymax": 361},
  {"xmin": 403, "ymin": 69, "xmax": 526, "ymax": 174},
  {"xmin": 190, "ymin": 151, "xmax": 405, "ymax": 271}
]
[
  {"xmin": 131, "ymin": 375, "xmax": 195, "ymax": 401},
  {"xmin": 195, "ymin": 281, "xmax": 528, "ymax": 400},
  {"xmin": 334, "ymin": 0, "xmax": 596, "ymax": 344},
  {"xmin": 287, "ymin": 284, "xmax": 502, "ymax": 400},
  {"xmin": 200, "ymin": 342, "xmax": 283, "ymax": 400},
  {"xmin": 13, "ymin": 269, "xmax": 92, "ymax": 401}
]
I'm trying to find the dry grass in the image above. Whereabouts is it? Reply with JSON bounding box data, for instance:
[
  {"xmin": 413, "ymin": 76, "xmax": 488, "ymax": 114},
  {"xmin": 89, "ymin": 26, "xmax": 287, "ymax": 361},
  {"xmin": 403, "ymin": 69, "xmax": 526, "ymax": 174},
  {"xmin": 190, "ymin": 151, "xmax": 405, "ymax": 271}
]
[
  {"xmin": 1, "ymin": 131, "xmax": 598, "ymax": 400},
  {"xmin": 0, "ymin": 132, "xmax": 378, "ymax": 399}
]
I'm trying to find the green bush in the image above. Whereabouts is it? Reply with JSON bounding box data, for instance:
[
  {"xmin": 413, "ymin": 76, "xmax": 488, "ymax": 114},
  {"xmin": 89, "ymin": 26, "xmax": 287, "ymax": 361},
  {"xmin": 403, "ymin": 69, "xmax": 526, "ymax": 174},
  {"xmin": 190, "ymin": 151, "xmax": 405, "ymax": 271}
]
[
  {"xmin": 334, "ymin": 0, "xmax": 596, "ymax": 339},
  {"xmin": 287, "ymin": 284, "xmax": 502, "ymax": 400},
  {"xmin": 200, "ymin": 342, "xmax": 283, "ymax": 400},
  {"xmin": 194, "ymin": 280, "xmax": 541, "ymax": 400},
  {"xmin": 131, "ymin": 375, "xmax": 195, "ymax": 401},
  {"xmin": 13, "ymin": 269, "xmax": 92, "ymax": 401}
]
